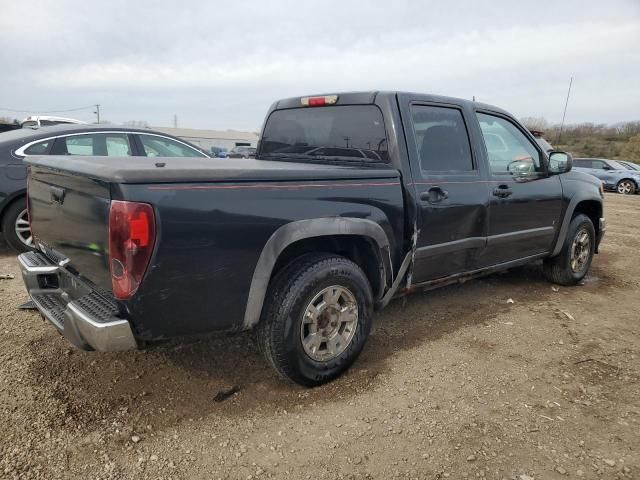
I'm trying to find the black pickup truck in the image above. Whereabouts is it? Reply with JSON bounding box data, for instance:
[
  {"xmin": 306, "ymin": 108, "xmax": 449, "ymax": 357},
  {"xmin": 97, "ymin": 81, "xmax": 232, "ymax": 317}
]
[{"xmin": 20, "ymin": 92, "xmax": 605, "ymax": 386}]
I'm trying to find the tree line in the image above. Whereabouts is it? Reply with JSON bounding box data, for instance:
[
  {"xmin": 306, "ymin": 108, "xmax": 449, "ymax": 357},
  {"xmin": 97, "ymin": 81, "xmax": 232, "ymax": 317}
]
[{"xmin": 521, "ymin": 118, "xmax": 640, "ymax": 162}]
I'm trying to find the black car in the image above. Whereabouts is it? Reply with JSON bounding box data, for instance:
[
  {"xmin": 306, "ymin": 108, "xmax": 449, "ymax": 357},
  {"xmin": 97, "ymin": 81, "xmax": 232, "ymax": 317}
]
[
  {"xmin": 20, "ymin": 91, "xmax": 605, "ymax": 386},
  {"xmin": 0, "ymin": 124, "xmax": 210, "ymax": 252},
  {"xmin": 227, "ymin": 146, "xmax": 256, "ymax": 158}
]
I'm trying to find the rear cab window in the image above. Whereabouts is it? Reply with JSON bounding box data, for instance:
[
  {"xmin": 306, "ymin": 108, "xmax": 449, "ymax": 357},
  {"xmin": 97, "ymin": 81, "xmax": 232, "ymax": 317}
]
[{"xmin": 259, "ymin": 105, "xmax": 389, "ymax": 165}]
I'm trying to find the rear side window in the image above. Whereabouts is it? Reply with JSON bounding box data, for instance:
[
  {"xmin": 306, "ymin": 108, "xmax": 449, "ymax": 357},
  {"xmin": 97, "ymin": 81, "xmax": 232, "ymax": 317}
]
[
  {"xmin": 139, "ymin": 135, "xmax": 205, "ymax": 157},
  {"xmin": 24, "ymin": 140, "xmax": 51, "ymax": 155},
  {"xmin": 260, "ymin": 105, "xmax": 389, "ymax": 164},
  {"xmin": 410, "ymin": 105, "xmax": 474, "ymax": 172},
  {"xmin": 52, "ymin": 133, "xmax": 132, "ymax": 156}
]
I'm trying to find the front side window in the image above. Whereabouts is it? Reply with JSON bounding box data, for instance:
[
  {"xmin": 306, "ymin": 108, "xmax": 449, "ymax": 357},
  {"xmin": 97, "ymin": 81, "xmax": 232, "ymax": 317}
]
[
  {"xmin": 476, "ymin": 113, "xmax": 542, "ymax": 175},
  {"xmin": 410, "ymin": 105, "xmax": 474, "ymax": 173},
  {"xmin": 260, "ymin": 105, "xmax": 389, "ymax": 164},
  {"xmin": 24, "ymin": 140, "xmax": 51, "ymax": 155},
  {"xmin": 139, "ymin": 135, "xmax": 205, "ymax": 158},
  {"xmin": 52, "ymin": 133, "xmax": 132, "ymax": 156},
  {"xmin": 591, "ymin": 160, "xmax": 606, "ymax": 169}
]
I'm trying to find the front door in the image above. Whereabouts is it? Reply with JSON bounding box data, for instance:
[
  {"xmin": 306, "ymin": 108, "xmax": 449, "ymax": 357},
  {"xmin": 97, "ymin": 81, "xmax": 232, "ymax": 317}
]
[
  {"xmin": 474, "ymin": 112, "xmax": 563, "ymax": 266},
  {"xmin": 403, "ymin": 101, "xmax": 490, "ymax": 283}
]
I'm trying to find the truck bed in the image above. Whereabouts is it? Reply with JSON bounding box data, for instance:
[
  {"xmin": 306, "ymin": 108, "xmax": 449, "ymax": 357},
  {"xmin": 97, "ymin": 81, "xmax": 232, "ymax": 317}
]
[{"xmin": 26, "ymin": 156, "xmax": 400, "ymax": 183}]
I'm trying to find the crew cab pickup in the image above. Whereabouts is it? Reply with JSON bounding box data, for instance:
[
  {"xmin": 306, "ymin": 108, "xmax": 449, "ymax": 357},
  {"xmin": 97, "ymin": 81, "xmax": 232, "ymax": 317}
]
[{"xmin": 20, "ymin": 92, "xmax": 606, "ymax": 386}]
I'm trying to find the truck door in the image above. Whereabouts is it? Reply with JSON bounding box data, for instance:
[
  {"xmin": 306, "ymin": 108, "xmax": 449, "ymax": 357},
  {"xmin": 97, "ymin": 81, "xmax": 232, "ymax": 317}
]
[
  {"xmin": 401, "ymin": 100, "xmax": 490, "ymax": 283},
  {"xmin": 474, "ymin": 112, "xmax": 563, "ymax": 265}
]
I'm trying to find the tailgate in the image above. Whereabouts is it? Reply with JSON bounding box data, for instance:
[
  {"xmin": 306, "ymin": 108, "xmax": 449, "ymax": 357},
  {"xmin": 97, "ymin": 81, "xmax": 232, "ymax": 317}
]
[{"xmin": 28, "ymin": 165, "xmax": 112, "ymax": 291}]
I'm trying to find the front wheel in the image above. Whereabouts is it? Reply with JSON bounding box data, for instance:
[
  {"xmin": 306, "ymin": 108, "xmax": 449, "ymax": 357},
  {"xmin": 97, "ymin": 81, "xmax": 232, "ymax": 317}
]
[
  {"xmin": 1, "ymin": 197, "xmax": 34, "ymax": 253},
  {"xmin": 543, "ymin": 214, "xmax": 595, "ymax": 286},
  {"xmin": 616, "ymin": 179, "xmax": 636, "ymax": 195},
  {"xmin": 257, "ymin": 253, "xmax": 373, "ymax": 387}
]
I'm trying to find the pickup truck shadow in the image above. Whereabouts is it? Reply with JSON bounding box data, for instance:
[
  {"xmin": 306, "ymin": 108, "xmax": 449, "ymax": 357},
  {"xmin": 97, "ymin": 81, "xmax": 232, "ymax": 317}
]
[{"xmin": 25, "ymin": 259, "xmax": 615, "ymax": 438}]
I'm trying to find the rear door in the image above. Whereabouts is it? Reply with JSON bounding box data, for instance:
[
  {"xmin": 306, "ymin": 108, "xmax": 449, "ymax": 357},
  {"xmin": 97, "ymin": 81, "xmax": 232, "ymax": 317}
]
[
  {"xmin": 474, "ymin": 112, "xmax": 563, "ymax": 265},
  {"xmin": 399, "ymin": 96, "xmax": 490, "ymax": 282}
]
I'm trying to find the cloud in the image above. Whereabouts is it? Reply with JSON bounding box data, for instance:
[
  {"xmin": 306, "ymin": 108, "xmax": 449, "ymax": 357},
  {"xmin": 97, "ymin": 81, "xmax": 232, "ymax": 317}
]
[{"xmin": 1, "ymin": 0, "xmax": 639, "ymax": 129}]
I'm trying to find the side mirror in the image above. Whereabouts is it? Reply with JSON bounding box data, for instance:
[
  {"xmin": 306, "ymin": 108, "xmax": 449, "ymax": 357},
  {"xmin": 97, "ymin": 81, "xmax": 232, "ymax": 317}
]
[
  {"xmin": 602, "ymin": 165, "xmax": 612, "ymax": 170},
  {"xmin": 548, "ymin": 151, "xmax": 572, "ymax": 174}
]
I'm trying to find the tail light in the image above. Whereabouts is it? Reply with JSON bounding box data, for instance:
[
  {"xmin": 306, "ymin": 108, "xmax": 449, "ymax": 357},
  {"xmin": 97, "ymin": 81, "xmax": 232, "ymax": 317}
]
[
  {"xmin": 301, "ymin": 95, "xmax": 338, "ymax": 106},
  {"xmin": 108, "ymin": 200, "xmax": 156, "ymax": 300}
]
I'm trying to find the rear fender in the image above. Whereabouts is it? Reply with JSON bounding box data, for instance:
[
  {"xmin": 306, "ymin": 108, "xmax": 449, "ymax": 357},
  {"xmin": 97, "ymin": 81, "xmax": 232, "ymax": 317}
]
[{"xmin": 243, "ymin": 218, "xmax": 391, "ymax": 329}]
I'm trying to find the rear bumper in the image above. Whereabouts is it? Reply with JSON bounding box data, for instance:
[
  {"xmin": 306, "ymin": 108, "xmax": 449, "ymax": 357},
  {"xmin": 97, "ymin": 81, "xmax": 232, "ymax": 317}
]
[{"xmin": 18, "ymin": 251, "xmax": 137, "ymax": 351}]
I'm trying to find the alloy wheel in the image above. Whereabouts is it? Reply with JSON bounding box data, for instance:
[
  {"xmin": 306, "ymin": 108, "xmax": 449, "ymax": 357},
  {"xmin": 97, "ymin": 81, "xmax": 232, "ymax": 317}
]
[
  {"xmin": 14, "ymin": 209, "xmax": 33, "ymax": 247},
  {"xmin": 300, "ymin": 285, "xmax": 358, "ymax": 362}
]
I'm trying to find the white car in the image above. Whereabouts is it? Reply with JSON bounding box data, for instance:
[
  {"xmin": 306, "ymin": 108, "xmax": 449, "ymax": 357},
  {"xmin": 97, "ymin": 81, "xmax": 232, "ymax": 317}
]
[{"xmin": 20, "ymin": 115, "xmax": 86, "ymax": 129}]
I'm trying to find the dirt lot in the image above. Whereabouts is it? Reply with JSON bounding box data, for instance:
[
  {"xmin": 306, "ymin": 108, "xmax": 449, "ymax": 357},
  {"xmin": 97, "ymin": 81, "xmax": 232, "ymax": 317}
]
[{"xmin": 0, "ymin": 193, "xmax": 638, "ymax": 480}]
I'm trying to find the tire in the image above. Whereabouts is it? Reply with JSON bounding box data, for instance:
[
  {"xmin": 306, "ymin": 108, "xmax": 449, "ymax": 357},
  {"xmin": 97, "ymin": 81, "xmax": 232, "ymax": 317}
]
[
  {"xmin": 616, "ymin": 179, "xmax": 636, "ymax": 195},
  {"xmin": 257, "ymin": 253, "xmax": 373, "ymax": 387},
  {"xmin": 543, "ymin": 214, "xmax": 595, "ymax": 286},
  {"xmin": 1, "ymin": 197, "xmax": 34, "ymax": 253}
]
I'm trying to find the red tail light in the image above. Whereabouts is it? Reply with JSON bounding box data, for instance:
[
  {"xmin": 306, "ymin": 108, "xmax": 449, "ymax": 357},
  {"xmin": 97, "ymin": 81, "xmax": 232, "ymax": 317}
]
[
  {"xmin": 301, "ymin": 95, "xmax": 338, "ymax": 107},
  {"xmin": 108, "ymin": 200, "xmax": 156, "ymax": 299}
]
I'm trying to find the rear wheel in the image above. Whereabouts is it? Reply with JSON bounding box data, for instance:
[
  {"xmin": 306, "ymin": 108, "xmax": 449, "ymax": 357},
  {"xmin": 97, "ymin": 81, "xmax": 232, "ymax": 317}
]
[
  {"xmin": 543, "ymin": 214, "xmax": 595, "ymax": 286},
  {"xmin": 1, "ymin": 197, "xmax": 34, "ymax": 252},
  {"xmin": 257, "ymin": 253, "xmax": 373, "ymax": 387},
  {"xmin": 616, "ymin": 179, "xmax": 636, "ymax": 195}
]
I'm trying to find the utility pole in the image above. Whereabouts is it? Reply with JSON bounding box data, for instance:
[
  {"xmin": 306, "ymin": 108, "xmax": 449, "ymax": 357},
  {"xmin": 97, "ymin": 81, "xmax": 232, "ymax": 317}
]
[
  {"xmin": 557, "ymin": 77, "xmax": 573, "ymax": 144},
  {"xmin": 94, "ymin": 104, "xmax": 101, "ymax": 124},
  {"xmin": 173, "ymin": 114, "xmax": 178, "ymax": 128}
]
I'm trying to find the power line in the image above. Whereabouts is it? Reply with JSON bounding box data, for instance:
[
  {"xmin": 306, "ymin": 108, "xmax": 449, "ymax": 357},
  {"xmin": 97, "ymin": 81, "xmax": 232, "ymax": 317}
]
[{"xmin": 0, "ymin": 105, "xmax": 97, "ymax": 114}]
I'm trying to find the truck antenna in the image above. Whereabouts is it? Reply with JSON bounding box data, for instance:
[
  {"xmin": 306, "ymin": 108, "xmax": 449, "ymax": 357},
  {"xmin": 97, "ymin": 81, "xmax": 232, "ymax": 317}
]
[{"xmin": 557, "ymin": 76, "xmax": 573, "ymax": 144}]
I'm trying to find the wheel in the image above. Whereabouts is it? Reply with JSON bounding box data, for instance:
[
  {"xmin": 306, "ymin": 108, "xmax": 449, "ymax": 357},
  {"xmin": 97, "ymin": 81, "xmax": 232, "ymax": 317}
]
[
  {"xmin": 616, "ymin": 179, "xmax": 636, "ymax": 195},
  {"xmin": 1, "ymin": 197, "xmax": 34, "ymax": 253},
  {"xmin": 543, "ymin": 214, "xmax": 595, "ymax": 286},
  {"xmin": 257, "ymin": 253, "xmax": 373, "ymax": 387}
]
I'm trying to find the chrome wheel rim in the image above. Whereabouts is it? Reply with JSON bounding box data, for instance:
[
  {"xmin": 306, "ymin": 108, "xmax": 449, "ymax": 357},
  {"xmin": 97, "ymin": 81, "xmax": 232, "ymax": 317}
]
[
  {"xmin": 14, "ymin": 209, "xmax": 33, "ymax": 247},
  {"xmin": 617, "ymin": 181, "xmax": 632, "ymax": 194},
  {"xmin": 300, "ymin": 285, "xmax": 358, "ymax": 362},
  {"xmin": 570, "ymin": 227, "xmax": 591, "ymax": 273}
]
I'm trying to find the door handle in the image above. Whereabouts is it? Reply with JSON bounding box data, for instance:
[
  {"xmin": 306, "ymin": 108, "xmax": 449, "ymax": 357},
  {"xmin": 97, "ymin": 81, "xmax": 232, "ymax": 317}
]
[
  {"xmin": 492, "ymin": 184, "xmax": 513, "ymax": 198},
  {"xmin": 420, "ymin": 186, "xmax": 449, "ymax": 203}
]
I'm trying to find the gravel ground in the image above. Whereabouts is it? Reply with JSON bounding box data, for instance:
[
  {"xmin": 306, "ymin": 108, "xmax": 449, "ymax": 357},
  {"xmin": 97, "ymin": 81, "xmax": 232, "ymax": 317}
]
[{"xmin": 0, "ymin": 193, "xmax": 638, "ymax": 480}]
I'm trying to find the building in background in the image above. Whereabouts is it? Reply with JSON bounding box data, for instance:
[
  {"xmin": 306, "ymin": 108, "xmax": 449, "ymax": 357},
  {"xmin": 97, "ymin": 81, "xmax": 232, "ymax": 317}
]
[{"xmin": 152, "ymin": 127, "xmax": 259, "ymax": 154}]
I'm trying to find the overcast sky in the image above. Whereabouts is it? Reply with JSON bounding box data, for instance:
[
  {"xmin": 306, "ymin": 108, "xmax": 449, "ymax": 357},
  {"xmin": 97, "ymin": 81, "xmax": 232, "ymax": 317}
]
[{"xmin": 1, "ymin": 0, "xmax": 639, "ymax": 131}]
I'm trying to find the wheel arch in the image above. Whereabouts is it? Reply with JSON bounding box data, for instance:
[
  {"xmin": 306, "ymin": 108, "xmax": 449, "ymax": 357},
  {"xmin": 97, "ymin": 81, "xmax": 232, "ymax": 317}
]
[
  {"xmin": 551, "ymin": 195, "xmax": 602, "ymax": 257},
  {"xmin": 617, "ymin": 177, "xmax": 639, "ymax": 190},
  {"xmin": 243, "ymin": 218, "xmax": 392, "ymax": 329}
]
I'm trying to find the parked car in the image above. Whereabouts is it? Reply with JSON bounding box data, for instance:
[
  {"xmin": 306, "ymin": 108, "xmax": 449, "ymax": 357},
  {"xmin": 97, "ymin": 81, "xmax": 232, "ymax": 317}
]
[
  {"xmin": 573, "ymin": 158, "xmax": 640, "ymax": 194},
  {"xmin": 210, "ymin": 146, "xmax": 228, "ymax": 158},
  {"xmin": 20, "ymin": 115, "xmax": 86, "ymax": 129},
  {"xmin": 20, "ymin": 91, "xmax": 605, "ymax": 387},
  {"xmin": 227, "ymin": 146, "xmax": 256, "ymax": 158},
  {"xmin": 618, "ymin": 160, "xmax": 640, "ymax": 172},
  {"xmin": 0, "ymin": 124, "xmax": 210, "ymax": 252}
]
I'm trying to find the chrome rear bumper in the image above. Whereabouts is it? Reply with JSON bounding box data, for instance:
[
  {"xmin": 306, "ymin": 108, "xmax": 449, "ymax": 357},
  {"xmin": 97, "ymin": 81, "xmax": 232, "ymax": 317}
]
[{"xmin": 18, "ymin": 251, "xmax": 137, "ymax": 351}]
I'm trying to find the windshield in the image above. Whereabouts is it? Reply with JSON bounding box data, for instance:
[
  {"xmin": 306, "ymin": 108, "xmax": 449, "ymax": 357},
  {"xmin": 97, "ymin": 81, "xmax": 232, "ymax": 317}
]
[
  {"xmin": 260, "ymin": 105, "xmax": 389, "ymax": 164},
  {"xmin": 608, "ymin": 160, "xmax": 628, "ymax": 170},
  {"xmin": 622, "ymin": 161, "xmax": 640, "ymax": 171}
]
